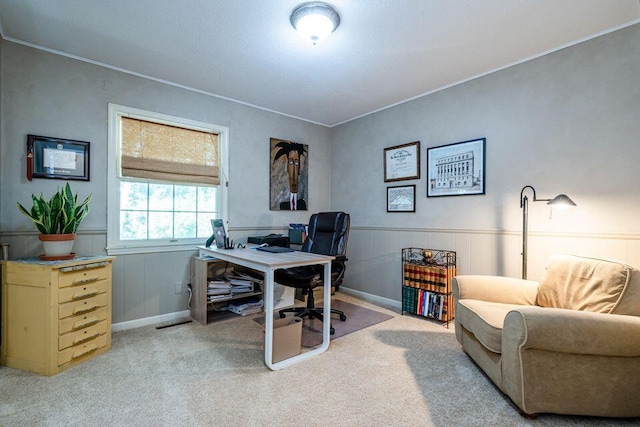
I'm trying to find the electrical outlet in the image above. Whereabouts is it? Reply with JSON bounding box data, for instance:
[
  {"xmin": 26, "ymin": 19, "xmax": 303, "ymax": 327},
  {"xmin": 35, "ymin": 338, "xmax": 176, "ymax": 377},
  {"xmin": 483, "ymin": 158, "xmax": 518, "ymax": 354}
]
[{"xmin": 174, "ymin": 281, "xmax": 182, "ymax": 294}]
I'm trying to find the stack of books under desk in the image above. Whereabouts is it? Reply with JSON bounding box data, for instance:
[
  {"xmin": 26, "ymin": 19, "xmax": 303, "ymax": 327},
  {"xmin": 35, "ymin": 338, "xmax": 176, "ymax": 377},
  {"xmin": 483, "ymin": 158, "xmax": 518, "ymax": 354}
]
[{"xmin": 207, "ymin": 271, "xmax": 260, "ymax": 302}]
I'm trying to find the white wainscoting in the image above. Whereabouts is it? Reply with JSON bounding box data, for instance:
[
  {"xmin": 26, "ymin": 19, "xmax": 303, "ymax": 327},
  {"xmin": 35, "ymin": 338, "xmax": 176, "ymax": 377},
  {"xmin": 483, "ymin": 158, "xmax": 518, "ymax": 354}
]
[
  {"xmin": 3, "ymin": 227, "xmax": 638, "ymax": 325},
  {"xmin": 344, "ymin": 226, "xmax": 640, "ymax": 302}
]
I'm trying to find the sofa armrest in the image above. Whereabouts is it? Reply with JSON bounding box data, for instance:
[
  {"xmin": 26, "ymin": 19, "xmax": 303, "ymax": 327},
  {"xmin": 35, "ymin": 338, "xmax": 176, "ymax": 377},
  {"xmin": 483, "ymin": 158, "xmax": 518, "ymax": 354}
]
[
  {"xmin": 453, "ymin": 275, "xmax": 539, "ymax": 305},
  {"xmin": 501, "ymin": 306, "xmax": 640, "ymax": 416},
  {"xmin": 503, "ymin": 306, "xmax": 640, "ymax": 356}
]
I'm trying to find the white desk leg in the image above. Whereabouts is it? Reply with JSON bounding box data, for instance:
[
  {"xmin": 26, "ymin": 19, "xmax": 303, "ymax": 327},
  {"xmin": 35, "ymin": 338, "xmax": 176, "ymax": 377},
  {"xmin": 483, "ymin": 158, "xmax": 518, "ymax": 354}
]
[
  {"xmin": 321, "ymin": 261, "xmax": 331, "ymax": 349},
  {"xmin": 266, "ymin": 260, "xmax": 332, "ymax": 370},
  {"xmin": 264, "ymin": 266, "xmax": 274, "ymax": 368}
]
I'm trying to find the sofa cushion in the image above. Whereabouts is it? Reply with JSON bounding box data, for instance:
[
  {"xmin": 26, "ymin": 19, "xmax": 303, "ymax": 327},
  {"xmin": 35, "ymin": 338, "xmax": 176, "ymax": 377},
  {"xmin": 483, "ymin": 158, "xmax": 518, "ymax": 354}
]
[
  {"xmin": 538, "ymin": 254, "xmax": 640, "ymax": 315},
  {"xmin": 457, "ymin": 299, "xmax": 528, "ymax": 353}
]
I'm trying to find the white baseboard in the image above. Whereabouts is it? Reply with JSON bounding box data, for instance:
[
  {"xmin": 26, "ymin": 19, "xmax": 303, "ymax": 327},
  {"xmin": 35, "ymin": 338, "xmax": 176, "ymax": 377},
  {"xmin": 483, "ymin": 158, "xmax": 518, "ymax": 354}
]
[
  {"xmin": 111, "ymin": 288, "xmax": 396, "ymax": 332},
  {"xmin": 340, "ymin": 286, "xmax": 401, "ymax": 311},
  {"xmin": 112, "ymin": 310, "xmax": 192, "ymax": 332}
]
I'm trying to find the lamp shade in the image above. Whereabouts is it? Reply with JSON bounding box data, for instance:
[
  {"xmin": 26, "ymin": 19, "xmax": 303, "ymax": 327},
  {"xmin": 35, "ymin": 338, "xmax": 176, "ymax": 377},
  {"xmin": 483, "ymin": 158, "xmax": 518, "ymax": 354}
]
[
  {"xmin": 547, "ymin": 194, "xmax": 577, "ymax": 208},
  {"xmin": 290, "ymin": 2, "xmax": 340, "ymax": 44}
]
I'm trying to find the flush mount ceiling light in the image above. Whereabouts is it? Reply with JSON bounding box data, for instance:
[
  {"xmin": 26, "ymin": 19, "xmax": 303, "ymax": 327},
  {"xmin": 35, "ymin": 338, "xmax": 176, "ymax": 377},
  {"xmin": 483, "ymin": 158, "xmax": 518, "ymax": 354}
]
[{"xmin": 290, "ymin": 2, "xmax": 340, "ymax": 45}]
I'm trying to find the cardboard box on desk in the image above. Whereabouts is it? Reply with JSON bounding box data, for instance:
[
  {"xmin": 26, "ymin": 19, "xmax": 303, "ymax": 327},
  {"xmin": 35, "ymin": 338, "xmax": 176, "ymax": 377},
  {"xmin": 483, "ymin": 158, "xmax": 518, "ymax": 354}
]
[{"xmin": 264, "ymin": 317, "xmax": 303, "ymax": 363}]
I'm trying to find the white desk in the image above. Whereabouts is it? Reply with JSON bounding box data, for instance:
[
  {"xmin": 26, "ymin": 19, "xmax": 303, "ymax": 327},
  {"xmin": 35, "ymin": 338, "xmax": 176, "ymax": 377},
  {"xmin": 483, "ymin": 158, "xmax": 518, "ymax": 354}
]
[{"xmin": 197, "ymin": 245, "xmax": 334, "ymax": 370}]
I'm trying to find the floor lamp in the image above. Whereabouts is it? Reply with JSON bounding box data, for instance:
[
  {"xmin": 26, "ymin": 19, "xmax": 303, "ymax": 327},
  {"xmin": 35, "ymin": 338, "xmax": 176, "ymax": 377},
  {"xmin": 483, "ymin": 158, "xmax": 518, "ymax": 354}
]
[{"xmin": 520, "ymin": 185, "xmax": 576, "ymax": 279}]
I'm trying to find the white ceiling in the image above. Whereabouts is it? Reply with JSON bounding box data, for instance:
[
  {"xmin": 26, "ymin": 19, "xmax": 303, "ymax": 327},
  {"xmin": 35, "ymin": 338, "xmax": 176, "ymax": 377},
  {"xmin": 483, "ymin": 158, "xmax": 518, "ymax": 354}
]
[{"xmin": 0, "ymin": 1, "xmax": 638, "ymax": 127}]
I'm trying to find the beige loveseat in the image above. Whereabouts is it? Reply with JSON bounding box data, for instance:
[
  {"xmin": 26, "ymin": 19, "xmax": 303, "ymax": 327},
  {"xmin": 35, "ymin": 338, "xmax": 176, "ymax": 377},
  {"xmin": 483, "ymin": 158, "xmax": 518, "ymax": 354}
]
[{"xmin": 453, "ymin": 254, "xmax": 640, "ymax": 417}]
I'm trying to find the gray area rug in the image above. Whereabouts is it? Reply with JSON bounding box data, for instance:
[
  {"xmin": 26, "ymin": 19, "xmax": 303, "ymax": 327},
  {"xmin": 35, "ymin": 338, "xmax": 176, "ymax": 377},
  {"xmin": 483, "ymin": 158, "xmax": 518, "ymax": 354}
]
[{"xmin": 254, "ymin": 299, "xmax": 394, "ymax": 347}]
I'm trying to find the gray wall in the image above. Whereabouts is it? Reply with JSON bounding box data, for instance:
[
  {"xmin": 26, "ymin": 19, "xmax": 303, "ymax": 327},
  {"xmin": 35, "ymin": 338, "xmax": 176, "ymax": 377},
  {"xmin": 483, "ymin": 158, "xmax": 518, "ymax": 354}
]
[
  {"xmin": 331, "ymin": 23, "xmax": 640, "ymax": 300},
  {"xmin": 0, "ymin": 41, "xmax": 332, "ymax": 324},
  {"xmin": 2, "ymin": 23, "xmax": 640, "ymax": 322},
  {"xmin": 0, "ymin": 37, "xmax": 3, "ymax": 222}
]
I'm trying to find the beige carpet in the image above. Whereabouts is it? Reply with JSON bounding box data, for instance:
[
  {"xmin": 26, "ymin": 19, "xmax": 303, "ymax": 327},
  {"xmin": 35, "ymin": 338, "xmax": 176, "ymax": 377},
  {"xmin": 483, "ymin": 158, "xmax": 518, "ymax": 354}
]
[{"xmin": 0, "ymin": 293, "xmax": 636, "ymax": 426}]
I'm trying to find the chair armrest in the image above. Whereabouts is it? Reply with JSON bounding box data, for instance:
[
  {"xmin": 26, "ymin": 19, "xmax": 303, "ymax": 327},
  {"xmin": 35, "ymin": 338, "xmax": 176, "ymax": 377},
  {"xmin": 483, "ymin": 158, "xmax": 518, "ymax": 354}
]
[
  {"xmin": 332, "ymin": 255, "xmax": 348, "ymax": 290},
  {"xmin": 453, "ymin": 275, "xmax": 539, "ymax": 305},
  {"xmin": 333, "ymin": 254, "xmax": 347, "ymax": 263},
  {"xmin": 503, "ymin": 307, "xmax": 640, "ymax": 356}
]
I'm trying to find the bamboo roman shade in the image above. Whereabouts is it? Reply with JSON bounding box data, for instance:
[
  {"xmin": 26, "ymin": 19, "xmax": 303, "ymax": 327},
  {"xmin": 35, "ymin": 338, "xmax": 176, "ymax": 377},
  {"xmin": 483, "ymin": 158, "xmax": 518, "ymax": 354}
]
[{"xmin": 121, "ymin": 117, "xmax": 220, "ymax": 185}]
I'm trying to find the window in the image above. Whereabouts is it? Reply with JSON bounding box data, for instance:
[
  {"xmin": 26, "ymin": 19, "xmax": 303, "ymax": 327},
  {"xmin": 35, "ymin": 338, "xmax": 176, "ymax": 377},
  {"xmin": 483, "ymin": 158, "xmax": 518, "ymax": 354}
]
[{"xmin": 107, "ymin": 104, "xmax": 228, "ymax": 254}]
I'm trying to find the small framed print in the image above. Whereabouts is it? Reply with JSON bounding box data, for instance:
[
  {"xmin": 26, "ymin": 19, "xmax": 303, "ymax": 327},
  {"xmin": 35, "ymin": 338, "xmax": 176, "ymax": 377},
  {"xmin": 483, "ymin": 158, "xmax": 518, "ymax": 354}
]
[
  {"xmin": 211, "ymin": 219, "xmax": 227, "ymax": 248},
  {"xmin": 387, "ymin": 185, "xmax": 416, "ymax": 212},
  {"xmin": 384, "ymin": 141, "xmax": 420, "ymax": 182},
  {"xmin": 427, "ymin": 138, "xmax": 485, "ymax": 197},
  {"xmin": 27, "ymin": 134, "xmax": 90, "ymax": 181}
]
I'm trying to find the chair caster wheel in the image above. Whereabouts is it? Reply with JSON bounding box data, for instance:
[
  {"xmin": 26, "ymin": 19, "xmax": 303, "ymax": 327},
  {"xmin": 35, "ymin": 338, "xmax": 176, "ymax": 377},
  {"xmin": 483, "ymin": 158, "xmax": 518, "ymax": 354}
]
[
  {"xmin": 330, "ymin": 326, "xmax": 335, "ymax": 335},
  {"xmin": 279, "ymin": 312, "xmax": 286, "ymax": 318},
  {"xmin": 339, "ymin": 314, "xmax": 347, "ymax": 321}
]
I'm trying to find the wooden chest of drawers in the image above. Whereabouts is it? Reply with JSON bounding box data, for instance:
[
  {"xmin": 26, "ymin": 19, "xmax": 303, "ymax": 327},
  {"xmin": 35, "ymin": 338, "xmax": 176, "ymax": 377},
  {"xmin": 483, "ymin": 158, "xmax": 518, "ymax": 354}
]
[{"xmin": 1, "ymin": 256, "xmax": 115, "ymax": 375}]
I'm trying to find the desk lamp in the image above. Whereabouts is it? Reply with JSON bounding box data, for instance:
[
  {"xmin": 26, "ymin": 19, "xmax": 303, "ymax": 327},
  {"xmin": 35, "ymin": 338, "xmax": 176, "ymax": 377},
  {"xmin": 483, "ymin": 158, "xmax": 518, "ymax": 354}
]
[{"xmin": 520, "ymin": 185, "xmax": 576, "ymax": 279}]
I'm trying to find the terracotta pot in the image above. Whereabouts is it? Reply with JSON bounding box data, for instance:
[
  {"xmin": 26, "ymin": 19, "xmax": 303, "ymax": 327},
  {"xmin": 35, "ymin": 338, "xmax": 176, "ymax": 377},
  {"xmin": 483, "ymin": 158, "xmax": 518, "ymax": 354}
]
[{"xmin": 39, "ymin": 233, "xmax": 76, "ymax": 259}]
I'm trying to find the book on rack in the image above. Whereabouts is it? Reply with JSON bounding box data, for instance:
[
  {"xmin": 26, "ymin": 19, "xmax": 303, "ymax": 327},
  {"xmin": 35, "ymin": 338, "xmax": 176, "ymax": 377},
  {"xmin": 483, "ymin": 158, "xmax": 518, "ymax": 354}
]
[
  {"xmin": 402, "ymin": 286, "xmax": 412, "ymax": 313},
  {"xmin": 429, "ymin": 293, "xmax": 439, "ymax": 319}
]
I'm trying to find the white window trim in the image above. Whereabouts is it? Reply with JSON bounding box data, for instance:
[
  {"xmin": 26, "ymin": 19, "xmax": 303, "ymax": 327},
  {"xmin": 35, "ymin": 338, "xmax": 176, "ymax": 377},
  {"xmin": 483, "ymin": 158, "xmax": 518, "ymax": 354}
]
[{"xmin": 107, "ymin": 103, "xmax": 229, "ymax": 255}]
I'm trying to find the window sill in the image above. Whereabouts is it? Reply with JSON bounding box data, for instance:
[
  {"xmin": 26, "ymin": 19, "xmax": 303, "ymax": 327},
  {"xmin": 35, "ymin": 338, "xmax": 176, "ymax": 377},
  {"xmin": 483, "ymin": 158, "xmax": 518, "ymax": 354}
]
[{"xmin": 106, "ymin": 243, "xmax": 203, "ymax": 256}]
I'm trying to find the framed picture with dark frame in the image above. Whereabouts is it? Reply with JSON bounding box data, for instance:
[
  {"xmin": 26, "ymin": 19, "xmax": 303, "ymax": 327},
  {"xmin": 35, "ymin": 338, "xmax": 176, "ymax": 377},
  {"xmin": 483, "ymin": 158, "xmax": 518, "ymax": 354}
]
[
  {"xmin": 384, "ymin": 141, "xmax": 420, "ymax": 182},
  {"xmin": 270, "ymin": 137, "xmax": 309, "ymax": 210},
  {"xmin": 427, "ymin": 138, "xmax": 485, "ymax": 197},
  {"xmin": 27, "ymin": 134, "xmax": 90, "ymax": 181},
  {"xmin": 387, "ymin": 184, "xmax": 416, "ymax": 212}
]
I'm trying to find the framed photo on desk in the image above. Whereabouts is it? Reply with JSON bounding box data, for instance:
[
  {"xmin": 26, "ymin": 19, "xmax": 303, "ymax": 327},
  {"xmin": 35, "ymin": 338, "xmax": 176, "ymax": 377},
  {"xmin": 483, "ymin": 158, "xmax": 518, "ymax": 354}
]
[{"xmin": 211, "ymin": 219, "xmax": 227, "ymax": 248}]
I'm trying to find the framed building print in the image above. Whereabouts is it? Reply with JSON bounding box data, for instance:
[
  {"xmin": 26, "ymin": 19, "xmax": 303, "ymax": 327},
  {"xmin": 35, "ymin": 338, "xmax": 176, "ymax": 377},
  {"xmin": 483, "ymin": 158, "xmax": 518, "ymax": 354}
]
[
  {"xmin": 27, "ymin": 134, "xmax": 90, "ymax": 181},
  {"xmin": 427, "ymin": 138, "xmax": 485, "ymax": 197},
  {"xmin": 384, "ymin": 141, "xmax": 420, "ymax": 182},
  {"xmin": 387, "ymin": 185, "xmax": 416, "ymax": 212}
]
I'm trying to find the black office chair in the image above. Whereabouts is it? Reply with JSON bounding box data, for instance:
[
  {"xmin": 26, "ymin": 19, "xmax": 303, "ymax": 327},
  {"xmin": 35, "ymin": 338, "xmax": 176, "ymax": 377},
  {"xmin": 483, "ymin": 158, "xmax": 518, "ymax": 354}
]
[{"xmin": 276, "ymin": 211, "xmax": 350, "ymax": 335}]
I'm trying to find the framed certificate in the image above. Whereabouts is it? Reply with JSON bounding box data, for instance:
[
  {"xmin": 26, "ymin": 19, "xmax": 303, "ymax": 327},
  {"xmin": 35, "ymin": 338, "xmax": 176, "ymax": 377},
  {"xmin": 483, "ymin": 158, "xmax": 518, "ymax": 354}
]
[
  {"xmin": 27, "ymin": 134, "xmax": 90, "ymax": 181},
  {"xmin": 384, "ymin": 141, "xmax": 420, "ymax": 182}
]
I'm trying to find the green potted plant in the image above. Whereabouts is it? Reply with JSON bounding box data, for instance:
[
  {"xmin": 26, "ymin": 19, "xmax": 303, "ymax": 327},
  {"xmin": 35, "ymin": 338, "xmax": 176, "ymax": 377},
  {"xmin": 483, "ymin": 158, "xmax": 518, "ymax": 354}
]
[{"xmin": 17, "ymin": 182, "xmax": 92, "ymax": 260}]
